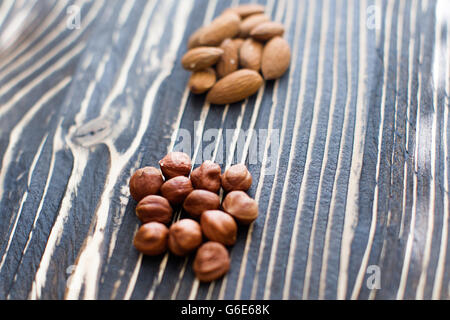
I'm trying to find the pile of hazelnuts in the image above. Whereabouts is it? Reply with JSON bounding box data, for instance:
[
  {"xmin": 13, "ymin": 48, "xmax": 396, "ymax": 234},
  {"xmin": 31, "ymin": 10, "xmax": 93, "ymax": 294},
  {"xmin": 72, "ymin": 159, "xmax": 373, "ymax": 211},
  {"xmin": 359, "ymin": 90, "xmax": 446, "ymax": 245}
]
[{"xmin": 129, "ymin": 152, "xmax": 258, "ymax": 282}]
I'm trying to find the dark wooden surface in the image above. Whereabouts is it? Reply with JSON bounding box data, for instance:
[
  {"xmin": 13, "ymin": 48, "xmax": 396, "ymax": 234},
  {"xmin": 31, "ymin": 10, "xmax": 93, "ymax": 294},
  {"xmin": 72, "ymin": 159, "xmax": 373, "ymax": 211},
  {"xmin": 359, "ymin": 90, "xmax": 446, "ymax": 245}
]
[{"xmin": 0, "ymin": 0, "xmax": 449, "ymax": 300}]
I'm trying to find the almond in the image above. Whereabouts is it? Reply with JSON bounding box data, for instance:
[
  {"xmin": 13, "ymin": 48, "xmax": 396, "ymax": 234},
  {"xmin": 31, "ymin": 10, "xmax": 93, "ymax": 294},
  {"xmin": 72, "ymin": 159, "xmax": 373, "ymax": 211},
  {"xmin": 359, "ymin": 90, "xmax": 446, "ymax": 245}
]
[
  {"xmin": 198, "ymin": 12, "xmax": 241, "ymax": 46},
  {"xmin": 239, "ymin": 38, "xmax": 263, "ymax": 71},
  {"xmin": 226, "ymin": 4, "xmax": 265, "ymax": 18},
  {"xmin": 261, "ymin": 36, "xmax": 291, "ymax": 80},
  {"xmin": 182, "ymin": 47, "xmax": 224, "ymax": 71},
  {"xmin": 189, "ymin": 68, "xmax": 216, "ymax": 94},
  {"xmin": 250, "ymin": 21, "xmax": 285, "ymax": 41},
  {"xmin": 188, "ymin": 26, "xmax": 206, "ymax": 49},
  {"xmin": 206, "ymin": 69, "xmax": 263, "ymax": 105},
  {"xmin": 216, "ymin": 39, "xmax": 240, "ymax": 78},
  {"xmin": 239, "ymin": 14, "xmax": 270, "ymax": 38}
]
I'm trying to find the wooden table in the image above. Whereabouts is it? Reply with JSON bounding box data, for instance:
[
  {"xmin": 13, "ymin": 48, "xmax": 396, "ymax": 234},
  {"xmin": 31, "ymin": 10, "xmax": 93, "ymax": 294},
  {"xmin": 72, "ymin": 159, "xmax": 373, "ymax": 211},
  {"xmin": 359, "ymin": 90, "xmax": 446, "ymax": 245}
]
[{"xmin": 0, "ymin": 0, "xmax": 448, "ymax": 300}]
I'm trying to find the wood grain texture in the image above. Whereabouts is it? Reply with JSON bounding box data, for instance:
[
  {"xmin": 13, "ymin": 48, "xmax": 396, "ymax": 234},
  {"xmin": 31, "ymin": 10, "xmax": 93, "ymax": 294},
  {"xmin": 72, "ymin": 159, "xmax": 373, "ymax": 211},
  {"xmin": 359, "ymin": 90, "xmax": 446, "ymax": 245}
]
[{"xmin": 0, "ymin": 0, "xmax": 448, "ymax": 300}]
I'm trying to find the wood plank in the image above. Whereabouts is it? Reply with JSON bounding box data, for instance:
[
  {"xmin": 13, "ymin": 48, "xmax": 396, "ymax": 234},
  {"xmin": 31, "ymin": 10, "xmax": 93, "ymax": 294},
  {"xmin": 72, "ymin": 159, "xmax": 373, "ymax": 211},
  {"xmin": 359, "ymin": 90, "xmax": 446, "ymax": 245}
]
[{"xmin": 0, "ymin": 0, "xmax": 448, "ymax": 300}]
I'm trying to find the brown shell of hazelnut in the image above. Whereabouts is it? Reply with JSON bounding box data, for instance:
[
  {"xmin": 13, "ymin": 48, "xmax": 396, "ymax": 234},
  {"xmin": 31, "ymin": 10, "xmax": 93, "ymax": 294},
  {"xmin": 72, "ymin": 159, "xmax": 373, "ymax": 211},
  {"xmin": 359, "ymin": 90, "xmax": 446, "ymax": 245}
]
[
  {"xmin": 136, "ymin": 195, "xmax": 173, "ymax": 225},
  {"xmin": 133, "ymin": 222, "xmax": 169, "ymax": 256},
  {"xmin": 183, "ymin": 190, "xmax": 221, "ymax": 219},
  {"xmin": 221, "ymin": 164, "xmax": 252, "ymax": 192},
  {"xmin": 222, "ymin": 191, "xmax": 258, "ymax": 225},
  {"xmin": 193, "ymin": 242, "xmax": 230, "ymax": 282},
  {"xmin": 168, "ymin": 219, "xmax": 203, "ymax": 256},
  {"xmin": 201, "ymin": 210, "xmax": 237, "ymax": 246},
  {"xmin": 190, "ymin": 160, "xmax": 222, "ymax": 193},
  {"xmin": 159, "ymin": 152, "xmax": 192, "ymax": 180},
  {"xmin": 160, "ymin": 176, "xmax": 194, "ymax": 205},
  {"xmin": 129, "ymin": 167, "xmax": 164, "ymax": 202}
]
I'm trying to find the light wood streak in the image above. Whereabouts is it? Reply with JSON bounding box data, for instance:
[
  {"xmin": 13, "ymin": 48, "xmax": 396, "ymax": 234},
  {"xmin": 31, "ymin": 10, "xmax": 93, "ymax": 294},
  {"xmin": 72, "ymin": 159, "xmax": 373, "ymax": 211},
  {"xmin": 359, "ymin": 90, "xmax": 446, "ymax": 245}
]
[
  {"xmin": 432, "ymin": 1, "xmax": 450, "ymax": 298},
  {"xmin": 337, "ymin": 0, "xmax": 369, "ymax": 300},
  {"xmin": 397, "ymin": 0, "xmax": 425, "ymax": 300},
  {"xmin": 399, "ymin": 0, "xmax": 419, "ymax": 239},
  {"xmin": 0, "ymin": 0, "xmax": 15, "ymax": 32},
  {"xmin": 350, "ymin": 0, "xmax": 395, "ymax": 300},
  {"xmin": 369, "ymin": 0, "xmax": 407, "ymax": 300},
  {"xmin": 0, "ymin": 0, "xmax": 39, "ymax": 52},
  {"xmin": 318, "ymin": 0, "xmax": 353, "ymax": 300},
  {"xmin": 301, "ymin": 0, "xmax": 341, "ymax": 300},
  {"xmin": 416, "ymin": 0, "xmax": 441, "ymax": 299}
]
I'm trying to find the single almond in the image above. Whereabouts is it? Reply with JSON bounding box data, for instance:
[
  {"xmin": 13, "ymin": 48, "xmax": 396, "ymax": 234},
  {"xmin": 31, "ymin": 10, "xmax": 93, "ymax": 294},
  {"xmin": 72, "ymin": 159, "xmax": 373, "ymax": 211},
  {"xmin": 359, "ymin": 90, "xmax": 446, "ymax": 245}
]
[
  {"xmin": 261, "ymin": 36, "xmax": 291, "ymax": 80},
  {"xmin": 182, "ymin": 47, "xmax": 224, "ymax": 71},
  {"xmin": 239, "ymin": 38, "xmax": 263, "ymax": 71},
  {"xmin": 216, "ymin": 39, "xmax": 240, "ymax": 78},
  {"xmin": 189, "ymin": 68, "xmax": 216, "ymax": 94},
  {"xmin": 226, "ymin": 4, "xmax": 265, "ymax": 18},
  {"xmin": 206, "ymin": 69, "xmax": 263, "ymax": 105},
  {"xmin": 198, "ymin": 12, "xmax": 241, "ymax": 46},
  {"xmin": 250, "ymin": 21, "xmax": 285, "ymax": 41},
  {"xmin": 188, "ymin": 26, "xmax": 206, "ymax": 49},
  {"xmin": 239, "ymin": 14, "xmax": 270, "ymax": 38}
]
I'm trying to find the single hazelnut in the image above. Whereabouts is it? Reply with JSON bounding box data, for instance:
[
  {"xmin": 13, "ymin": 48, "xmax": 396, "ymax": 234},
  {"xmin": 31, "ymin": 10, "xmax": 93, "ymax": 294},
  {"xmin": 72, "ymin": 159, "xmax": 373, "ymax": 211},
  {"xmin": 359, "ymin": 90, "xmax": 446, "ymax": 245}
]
[
  {"xmin": 193, "ymin": 242, "xmax": 230, "ymax": 282},
  {"xmin": 222, "ymin": 191, "xmax": 258, "ymax": 225},
  {"xmin": 190, "ymin": 160, "xmax": 222, "ymax": 193},
  {"xmin": 133, "ymin": 222, "xmax": 169, "ymax": 256},
  {"xmin": 183, "ymin": 190, "xmax": 221, "ymax": 219},
  {"xmin": 129, "ymin": 167, "xmax": 164, "ymax": 202},
  {"xmin": 136, "ymin": 195, "xmax": 173, "ymax": 225},
  {"xmin": 221, "ymin": 164, "xmax": 252, "ymax": 192},
  {"xmin": 159, "ymin": 152, "xmax": 192, "ymax": 180},
  {"xmin": 168, "ymin": 219, "xmax": 203, "ymax": 256},
  {"xmin": 160, "ymin": 176, "xmax": 194, "ymax": 205},
  {"xmin": 201, "ymin": 210, "xmax": 237, "ymax": 246}
]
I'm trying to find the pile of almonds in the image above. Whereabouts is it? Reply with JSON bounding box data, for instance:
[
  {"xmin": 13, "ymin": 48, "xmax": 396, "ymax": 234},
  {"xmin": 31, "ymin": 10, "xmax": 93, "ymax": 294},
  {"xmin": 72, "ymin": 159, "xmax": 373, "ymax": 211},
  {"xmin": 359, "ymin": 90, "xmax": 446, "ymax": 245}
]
[
  {"xmin": 129, "ymin": 152, "xmax": 258, "ymax": 282},
  {"xmin": 182, "ymin": 4, "xmax": 291, "ymax": 105}
]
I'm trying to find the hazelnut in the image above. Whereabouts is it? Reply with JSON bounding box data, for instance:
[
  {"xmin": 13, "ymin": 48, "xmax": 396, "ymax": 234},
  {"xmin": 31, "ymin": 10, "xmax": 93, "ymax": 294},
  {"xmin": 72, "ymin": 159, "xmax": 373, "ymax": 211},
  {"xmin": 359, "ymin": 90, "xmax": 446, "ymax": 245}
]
[
  {"xmin": 133, "ymin": 222, "xmax": 169, "ymax": 256},
  {"xmin": 136, "ymin": 195, "xmax": 172, "ymax": 225},
  {"xmin": 201, "ymin": 210, "xmax": 237, "ymax": 246},
  {"xmin": 222, "ymin": 191, "xmax": 258, "ymax": 225},
  {"xmin": 129, "ymin": 167, "xmax": 164, "ymax": 202},
  {"xmin": 221, "ymin": 164, "xmax": 252, "ymax": 192},
  {"xmin": 193, "ymin": 242, "xmax": 230, "ymax": 282},
  {"xmin": 168, "ymin": 219, "xmax": 203, "ymax": 256},
  {"xmin": 190, "ymin": 160, "xmax": 222, "ymax": 193},
  {"xmin": 183, "ymin": 190, "xmax": 221, "ymax": 219},
  {"xmin": 159, "ymin": 152, "xmax": 192, "ymax": 180},
  {"xmin": 160, "ymin": 176, "xmax": 194, "ymax": 205}
]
